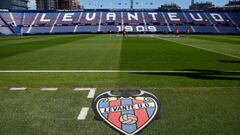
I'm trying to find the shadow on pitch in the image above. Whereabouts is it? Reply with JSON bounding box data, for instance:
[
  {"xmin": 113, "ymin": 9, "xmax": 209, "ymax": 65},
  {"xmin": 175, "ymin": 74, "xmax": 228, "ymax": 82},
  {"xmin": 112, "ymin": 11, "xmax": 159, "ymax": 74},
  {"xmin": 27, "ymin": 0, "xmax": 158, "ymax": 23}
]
[
  {"xmin": 132, "ymin": 69, "xmax": 240, "ymax": 80},
  {"xmin": 219, "ymin": 60, "xmax": 240, "ymax": 64}
]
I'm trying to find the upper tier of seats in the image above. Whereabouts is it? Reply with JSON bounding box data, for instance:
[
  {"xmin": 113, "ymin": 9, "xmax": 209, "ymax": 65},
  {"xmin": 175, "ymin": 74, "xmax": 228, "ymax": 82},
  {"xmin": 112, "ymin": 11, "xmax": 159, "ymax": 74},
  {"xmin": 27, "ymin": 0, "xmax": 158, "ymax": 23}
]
[{"xmin": 0, "ymin": 10, "xmax": 240, "ymax": 35}]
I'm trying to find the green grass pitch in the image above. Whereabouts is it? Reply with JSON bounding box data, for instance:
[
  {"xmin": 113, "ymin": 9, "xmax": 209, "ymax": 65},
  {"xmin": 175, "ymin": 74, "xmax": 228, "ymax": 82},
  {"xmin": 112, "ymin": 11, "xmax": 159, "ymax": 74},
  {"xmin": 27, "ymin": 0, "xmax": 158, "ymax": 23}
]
[{"xmin": 0, "ymin": 34, "xmax": 240, "ymax": 135}]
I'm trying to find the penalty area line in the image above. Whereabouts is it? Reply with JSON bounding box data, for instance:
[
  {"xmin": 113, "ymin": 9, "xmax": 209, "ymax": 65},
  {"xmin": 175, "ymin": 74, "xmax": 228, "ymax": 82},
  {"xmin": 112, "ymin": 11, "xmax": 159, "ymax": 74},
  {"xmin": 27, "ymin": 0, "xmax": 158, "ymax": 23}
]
[
  {"xmin": 77, "ymin": 107, "xmax": 89, "ymax": 120},
  {"xmin": 74, "ymin": 88, "xmax": 96, "ymax": 98},
  {"xmin": 9, "ymin": 87, "xmax": 27, "ymax": 91},
  {"xmin": 41, "ymin": 88, "xmax": 58, "ymax": 91}
]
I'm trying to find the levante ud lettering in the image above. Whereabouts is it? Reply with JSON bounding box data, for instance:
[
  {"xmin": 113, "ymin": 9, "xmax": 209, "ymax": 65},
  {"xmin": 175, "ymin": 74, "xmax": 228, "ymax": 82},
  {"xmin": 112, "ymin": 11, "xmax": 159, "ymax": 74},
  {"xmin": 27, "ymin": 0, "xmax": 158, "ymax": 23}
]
[
  {"xmin": 39, "ymin": 12, "xmax": 225, "ymax": 22},
  {"xmin": 35, "ymin": 12, "xmax": 227, "ymax": 32}
]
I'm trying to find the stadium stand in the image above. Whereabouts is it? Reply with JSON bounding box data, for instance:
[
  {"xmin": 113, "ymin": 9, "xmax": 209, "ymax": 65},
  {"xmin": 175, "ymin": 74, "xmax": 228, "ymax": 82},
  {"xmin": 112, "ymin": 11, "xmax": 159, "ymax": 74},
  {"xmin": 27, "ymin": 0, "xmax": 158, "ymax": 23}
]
[{"xmin": 0, "ymin": 10, "xmax": 240, "ymax": 35}]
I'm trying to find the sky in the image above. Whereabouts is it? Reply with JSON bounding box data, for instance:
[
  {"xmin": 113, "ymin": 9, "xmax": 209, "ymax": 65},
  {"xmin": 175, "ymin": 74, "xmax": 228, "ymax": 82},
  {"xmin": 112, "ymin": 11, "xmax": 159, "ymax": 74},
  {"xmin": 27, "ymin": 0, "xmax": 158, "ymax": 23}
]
[{"xmin": 29, "ymin": 0, "xmax": 229, "ymax": 9}]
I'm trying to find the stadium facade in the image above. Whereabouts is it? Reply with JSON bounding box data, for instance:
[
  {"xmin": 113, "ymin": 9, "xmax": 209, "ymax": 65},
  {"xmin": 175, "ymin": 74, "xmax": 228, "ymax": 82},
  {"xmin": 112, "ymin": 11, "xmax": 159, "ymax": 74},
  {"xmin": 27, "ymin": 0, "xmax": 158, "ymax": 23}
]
[
  {"xmin": 36, "ymin": 0, "xmax": 81, "ymax": 10},
  {"xmin": 0, "ymin": 9, "xmax": 240, "ymax": 35},
  {"xmin": 0, "ymin": 0, "xmax": 28, "ymax": 10},
  {"xmin": 36, "ymin": 0, "xmax": 58, "ymax": 10}
]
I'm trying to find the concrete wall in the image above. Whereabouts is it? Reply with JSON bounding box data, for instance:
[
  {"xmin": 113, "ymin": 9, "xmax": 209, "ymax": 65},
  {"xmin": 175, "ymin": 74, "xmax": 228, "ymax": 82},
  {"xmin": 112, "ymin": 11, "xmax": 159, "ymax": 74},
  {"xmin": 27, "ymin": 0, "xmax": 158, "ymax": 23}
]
[{"xmin": 0, "ymin": 0, "xmax": 11, "ymax": 9}]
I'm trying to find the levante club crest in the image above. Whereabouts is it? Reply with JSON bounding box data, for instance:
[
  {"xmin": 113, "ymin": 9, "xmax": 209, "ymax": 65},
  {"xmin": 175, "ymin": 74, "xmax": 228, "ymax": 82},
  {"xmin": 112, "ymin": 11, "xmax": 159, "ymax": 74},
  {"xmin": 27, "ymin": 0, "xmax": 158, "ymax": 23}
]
[{"xmin": 92, "ymin": 90, "xmax": 161, "ymax": 135}]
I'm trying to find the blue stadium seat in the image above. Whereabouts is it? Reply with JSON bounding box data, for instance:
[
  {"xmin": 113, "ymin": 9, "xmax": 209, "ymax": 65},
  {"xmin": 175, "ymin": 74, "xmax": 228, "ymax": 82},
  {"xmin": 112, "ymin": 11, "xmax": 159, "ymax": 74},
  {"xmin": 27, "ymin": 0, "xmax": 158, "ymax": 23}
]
[{"xmin": 0, "ymin": 10, "xmax": 240, "ymax": 35}]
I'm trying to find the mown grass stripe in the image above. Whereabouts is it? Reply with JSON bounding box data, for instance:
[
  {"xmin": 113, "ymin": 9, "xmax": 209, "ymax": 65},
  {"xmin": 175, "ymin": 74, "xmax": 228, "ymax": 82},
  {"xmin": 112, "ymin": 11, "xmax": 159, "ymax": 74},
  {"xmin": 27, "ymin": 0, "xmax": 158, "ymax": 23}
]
[
  {"xmin": 160, "ymin": 38, "xmax": 240, "ymax": 59},
  {"xmin": 190, "ymin": 35, "xmax": 240, "ymax": 45},
  {"xmin": 0, "ymin": 35, "xmax": 96, "ymax": 60}
]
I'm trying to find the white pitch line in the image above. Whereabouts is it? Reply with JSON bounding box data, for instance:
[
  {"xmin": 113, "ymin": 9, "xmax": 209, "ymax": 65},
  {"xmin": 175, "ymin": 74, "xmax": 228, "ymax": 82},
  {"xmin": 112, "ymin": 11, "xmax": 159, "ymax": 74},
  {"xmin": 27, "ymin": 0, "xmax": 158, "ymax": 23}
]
[
  {"xmin": 77, "ymin": 107, "xmax": 89, "ymax": 120},
  {"xmin": 40, "ymin": 88, "xmax": 58, "ymax": 91},
  {"xmin": 74, "ymin": 88, "xmax": 96, "ymax": 98},
  {"xmin": 160, "ymin": 38, "xmax": 240, "ymax": 60},
  {"xmin": 0, "ymin": 70, "xmax": 240, "ymax": 73},
  {"xmin": 0, "ymin": 70, "xmax": 222, "ymax": 73},
  {"xmin": 9, "ymin": 87, "xmax": 26, "ymax": 91}
]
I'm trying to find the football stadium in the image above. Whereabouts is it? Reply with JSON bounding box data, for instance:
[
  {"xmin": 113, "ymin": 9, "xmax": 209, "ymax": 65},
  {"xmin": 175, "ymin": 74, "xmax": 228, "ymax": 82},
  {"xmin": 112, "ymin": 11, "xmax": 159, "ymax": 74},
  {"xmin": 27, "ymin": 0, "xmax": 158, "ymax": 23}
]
[{"xmin": 0, "ymin": 0, "xmax": 240, "ymax": 135}]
